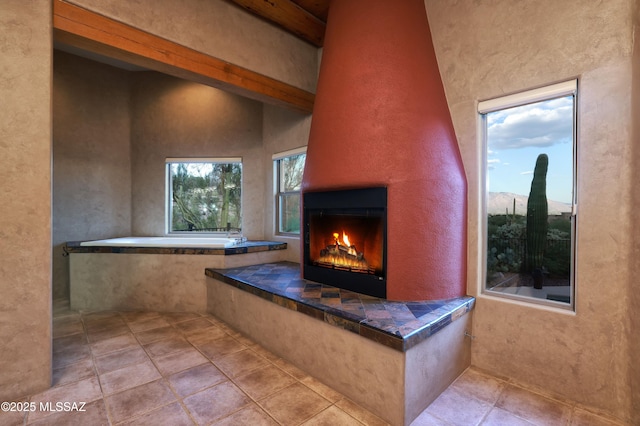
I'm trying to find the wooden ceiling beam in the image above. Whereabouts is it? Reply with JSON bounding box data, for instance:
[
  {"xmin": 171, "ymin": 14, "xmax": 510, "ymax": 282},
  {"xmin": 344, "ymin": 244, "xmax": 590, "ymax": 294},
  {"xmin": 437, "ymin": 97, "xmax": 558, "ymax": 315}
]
[
  {"xmin": 290, "ymin": 0, "xmax": 329, "ymax": 23},
  {"xmin": 229, "ymin": 0, "xmax": 325, "ymax": 47},
  {"xmin": 52, "ymin": 0, "xmax": 315, "ymax": 114}
]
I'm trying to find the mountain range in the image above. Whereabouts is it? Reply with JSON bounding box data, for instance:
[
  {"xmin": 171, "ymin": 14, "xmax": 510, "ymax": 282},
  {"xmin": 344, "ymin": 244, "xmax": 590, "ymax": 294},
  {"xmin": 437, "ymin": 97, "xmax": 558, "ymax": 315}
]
[{"xmin": 488, "ymin": 192, "xmax": 571, "ymax": 216}]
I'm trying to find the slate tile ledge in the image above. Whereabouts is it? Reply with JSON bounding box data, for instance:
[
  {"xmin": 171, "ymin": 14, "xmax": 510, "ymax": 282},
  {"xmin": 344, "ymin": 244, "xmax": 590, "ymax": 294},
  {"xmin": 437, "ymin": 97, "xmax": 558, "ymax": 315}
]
[
  {"xmin": 64, "ymin": 240, "xmax": 287, "ymax": 255},
  {"xmin": 205, "ymin": 262, "xmax": 474, "ymax": 352}
]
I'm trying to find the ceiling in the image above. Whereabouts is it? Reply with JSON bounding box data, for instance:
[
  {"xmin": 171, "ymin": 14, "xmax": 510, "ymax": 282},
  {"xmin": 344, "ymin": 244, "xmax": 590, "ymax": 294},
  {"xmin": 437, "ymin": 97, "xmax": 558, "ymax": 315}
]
[
  {"xmin": 52, "ymin": 0, "xmax": 325, "ymax": 113},
  {"xmin": 228, "ymin": 0, "xmax": 330, "ymax": 47}
]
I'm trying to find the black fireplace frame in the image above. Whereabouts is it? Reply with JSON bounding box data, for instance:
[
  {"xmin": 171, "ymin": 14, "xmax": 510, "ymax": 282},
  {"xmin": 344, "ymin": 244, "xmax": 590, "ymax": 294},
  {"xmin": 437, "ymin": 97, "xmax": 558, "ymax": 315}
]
[{"xmin": 303, "ymin": 187, "xmax": 387, "ymax": 298}]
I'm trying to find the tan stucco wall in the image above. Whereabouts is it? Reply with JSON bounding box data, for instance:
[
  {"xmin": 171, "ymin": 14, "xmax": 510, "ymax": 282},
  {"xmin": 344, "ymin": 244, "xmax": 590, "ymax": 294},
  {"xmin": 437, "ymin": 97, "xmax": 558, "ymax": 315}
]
[
  {"xmin": 53, "ymin": 51, "xmax": 133, "ymax": 300},
  {"xmin": 130, "ymin": 72, "xmax": 264, "ymax": 238},
  {"xmin": 630, "ymin": 2, "xmax": 640, "ymax": 422},
  {"xmin": 425, "ymin": 0, "xmax": 635, "ymax": 421},
  {"xmin": 0, "ymin": 0, "xmax": 53, "ymax": 400},
  {"xmin": 66, "ymin": 0, "xmax": 318, "ymax": 93},
  {"xmin": 262, "ymin": 104, "xmax": 312, "ymax": 262}
]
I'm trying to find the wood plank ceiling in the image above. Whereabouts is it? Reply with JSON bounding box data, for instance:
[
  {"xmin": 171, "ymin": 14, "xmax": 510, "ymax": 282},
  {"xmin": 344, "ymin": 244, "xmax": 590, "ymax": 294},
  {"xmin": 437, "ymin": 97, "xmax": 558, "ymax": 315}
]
[
  {"xmin": 52, "ymin": 0, "xmax": 330, "ymax": 113},
  {"xmin": 228, "ymin": 0, "xmax": 329, "ymax": 47}
]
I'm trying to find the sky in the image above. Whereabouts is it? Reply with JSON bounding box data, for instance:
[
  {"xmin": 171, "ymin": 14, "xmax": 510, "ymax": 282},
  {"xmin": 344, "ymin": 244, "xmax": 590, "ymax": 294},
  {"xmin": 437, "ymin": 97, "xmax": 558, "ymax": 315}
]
[{"xmin": 486, "ymin": 95, "xmax": 574, "ymax": 204}]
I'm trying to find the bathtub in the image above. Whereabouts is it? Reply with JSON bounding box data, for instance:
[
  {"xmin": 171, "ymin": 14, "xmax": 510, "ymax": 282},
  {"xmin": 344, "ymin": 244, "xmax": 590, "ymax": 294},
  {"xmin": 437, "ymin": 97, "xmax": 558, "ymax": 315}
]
[{"xmin": 80, "ymin": 236, "xmax": 243, "ymax": 248}]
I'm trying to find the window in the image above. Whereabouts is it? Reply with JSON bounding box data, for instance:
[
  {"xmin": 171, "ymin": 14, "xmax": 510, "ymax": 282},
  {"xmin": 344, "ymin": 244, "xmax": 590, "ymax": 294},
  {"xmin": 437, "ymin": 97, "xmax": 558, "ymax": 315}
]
[
  {"xmin": 479, "ymin": 80, "xmax": 577, "ymax": 309},
  {"xmin": 273, "ymin": 147, "xmax": 306, "ymax": 235},
  {"xmin": 166, "ymin": 158, "xmax": 242, "ymax": 234}
]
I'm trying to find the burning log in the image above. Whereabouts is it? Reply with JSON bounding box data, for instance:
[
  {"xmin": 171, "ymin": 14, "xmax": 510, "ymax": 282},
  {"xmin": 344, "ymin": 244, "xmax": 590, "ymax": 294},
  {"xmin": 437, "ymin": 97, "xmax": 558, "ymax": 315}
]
[
  {"xmin": 315, "ymin": 230, "xmax": 373, "ymax": 273},
  {"xmin": 320, "ymin": 243, "xmax": 364, "ymax": 262}
]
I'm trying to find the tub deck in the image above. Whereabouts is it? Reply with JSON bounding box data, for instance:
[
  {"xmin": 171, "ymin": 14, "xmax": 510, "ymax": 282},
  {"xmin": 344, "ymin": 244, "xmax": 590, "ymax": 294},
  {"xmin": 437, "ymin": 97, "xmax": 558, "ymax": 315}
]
[
  {"xmin": 65, "ymin": 240, "xmax": 286, "ymax": 255},
  {"xmin": 66, "ymin": 241, "xmax": 288, "ymax": 313}
]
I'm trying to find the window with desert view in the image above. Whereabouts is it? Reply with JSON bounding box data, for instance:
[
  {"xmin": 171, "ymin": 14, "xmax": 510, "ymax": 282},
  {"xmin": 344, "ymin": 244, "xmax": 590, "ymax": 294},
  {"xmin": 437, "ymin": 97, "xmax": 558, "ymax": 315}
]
[{"xmin": 480, "ymin": 81, "xmax": 577, "ymax": 308}]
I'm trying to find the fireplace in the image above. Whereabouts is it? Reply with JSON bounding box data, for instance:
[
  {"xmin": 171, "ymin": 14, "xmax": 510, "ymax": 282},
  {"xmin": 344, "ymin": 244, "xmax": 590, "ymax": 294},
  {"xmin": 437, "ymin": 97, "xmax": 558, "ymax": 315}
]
[{"xmin": 303, "ymin": 187, "xmax": 387, "ymax": 298}]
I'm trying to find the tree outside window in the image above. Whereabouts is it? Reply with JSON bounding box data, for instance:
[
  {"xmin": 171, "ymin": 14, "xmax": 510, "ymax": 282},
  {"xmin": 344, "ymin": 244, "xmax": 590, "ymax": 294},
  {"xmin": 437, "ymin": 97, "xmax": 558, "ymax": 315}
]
[
  {"xmin": 167, "ymin": 159, "xmax": 242, "ymax": 233},
  {"xmin": 480, "ymin": 81, "xmax": 577, "ymax": 309},
  {"xmin": 274, "ymin": 149, "xmax": 306, "ymax": 234}
]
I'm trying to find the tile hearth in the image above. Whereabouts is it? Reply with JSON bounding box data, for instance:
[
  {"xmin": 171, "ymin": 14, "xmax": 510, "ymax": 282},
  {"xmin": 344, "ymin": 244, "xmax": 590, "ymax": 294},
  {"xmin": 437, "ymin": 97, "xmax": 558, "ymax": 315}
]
[{"xmin": 205, "ymin": 262, "xmax": 475, "ymax": 352}]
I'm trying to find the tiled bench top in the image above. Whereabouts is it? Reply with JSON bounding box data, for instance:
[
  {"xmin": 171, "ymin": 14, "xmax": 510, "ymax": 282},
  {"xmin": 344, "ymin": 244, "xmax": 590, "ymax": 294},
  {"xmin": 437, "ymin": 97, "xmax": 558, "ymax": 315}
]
[{"xmin": 205, "ymin": 262, "xmax": 474, "ymax": 352}]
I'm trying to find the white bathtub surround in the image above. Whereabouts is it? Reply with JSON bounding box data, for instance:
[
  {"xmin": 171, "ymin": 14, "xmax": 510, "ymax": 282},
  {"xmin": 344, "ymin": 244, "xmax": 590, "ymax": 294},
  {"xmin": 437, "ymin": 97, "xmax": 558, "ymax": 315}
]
[
  {"xmin": 80, "ymin": 236, "xmax": 246, "ymax": 248},
  {"xmin": 68, "ymin": 240, "xmax": 287, "ymax": 312}
]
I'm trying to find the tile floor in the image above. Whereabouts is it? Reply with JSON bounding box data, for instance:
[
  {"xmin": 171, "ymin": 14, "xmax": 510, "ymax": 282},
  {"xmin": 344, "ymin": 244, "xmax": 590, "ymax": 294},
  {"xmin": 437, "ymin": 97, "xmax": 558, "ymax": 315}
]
[{"xmin": 0, "ymin": 300, "xmax": 626, "ymax": 426}]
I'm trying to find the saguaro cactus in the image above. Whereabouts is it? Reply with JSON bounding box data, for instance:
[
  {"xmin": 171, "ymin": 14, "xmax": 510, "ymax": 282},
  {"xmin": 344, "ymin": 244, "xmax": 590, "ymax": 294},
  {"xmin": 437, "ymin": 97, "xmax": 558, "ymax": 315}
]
[{"xmin": 526, "ymin": 154, "xmax": 548, "ymax": 289}]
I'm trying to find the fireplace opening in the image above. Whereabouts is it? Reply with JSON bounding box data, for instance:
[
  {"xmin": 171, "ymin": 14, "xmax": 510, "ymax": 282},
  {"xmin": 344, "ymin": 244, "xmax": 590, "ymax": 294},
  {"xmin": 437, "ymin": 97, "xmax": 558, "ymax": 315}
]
[{"xmin": 303, "ymin": 187, "xmax": 387, "ymax": 298}]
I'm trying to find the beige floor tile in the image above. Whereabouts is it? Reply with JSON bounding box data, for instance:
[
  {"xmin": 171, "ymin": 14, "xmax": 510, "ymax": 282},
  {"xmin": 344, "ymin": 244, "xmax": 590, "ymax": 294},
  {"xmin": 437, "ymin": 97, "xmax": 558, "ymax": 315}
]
[
  {"xmin": 26, "ymin": 399, "xmax": 110, "ymax": 426},
  {"xmin": 143, "ymin": 336, "xmax": 193, "ymax": 358},
  {"xmin": 452, "ymin": 368, "xmax": 507, "ymax": 405},
  {"xmin": 410, "ymin": 409, "xmax": 450, "ymax": 425},
  {"xmin": 174, "ymin": 317, "xmax": 218, "ymax": 335},
  {"xmin": 234, "ymin": 364, "xmax": 297, "ymax": 400},
  {"xmin": 425, "ymin": 387, "xmax": 492, "ymax": 426},
  {"xmin": 271, "ymin": 357, "xmax": 308, "ymax": 380},
  {"xmin": 168, "ymin": 363, "xmax": 227, "ymax": 398},
  {"xmin": 105, "ymin": 379, "xmax": 175, "ymax": 424},
  {"xmin": 134, "ymin": 325, "xmax": 181, "ymax": 345},
  {"xmin": 90, "ymin": 333, "xmax": 138, "ymax": 356},
  {"xmin": 193, "ymin": 335, "xmax": 246, "ymax": 360},
  {"xmin": 51, "ymin": 345, "xmax": 92, "ymax": 370},
  {"xmin": 300, "ymin": 376, "xmax": 344, "ymax": 403},
  {"xmin": 120, "ymin": 311, "xmax": 162, "ymax": 323},
  {"xmin": 85, "ymin": 323, "xmax": 131, "ymax": 343},
  {"xmin": 117, "ymin": 401, "xmax": 194, "ymax": 426},
  {"xmin": 42, "ymin": 303, "xmax": 622, "ymax": 426},
  {"xmin": 0, "ymin": 409, "xmax": 25, "ymax": 426},
  {"xmin": 127, "ymin": 316, "xmax": 171, "ymax": 333},
  {"xmin": 52, "ymin": 357, "xmax": 96, "ymax": 387},
  {"xmin": 182, "ymin": 381, "xmax": 251, "ymax": 425},
  {"xmin": 27, "ymin": 376, "xmax": 103, "ymax": 423},
  {"xmin": 162, "ymin": 312, "xmax": 202, "ymax": 324},
  {"xmin": 259, "ymin": 382, "xmax": 332, "ymax": 425},
  {"xmin": 215, "ymin": 348, "xmax": 269, "ymax": 378},
  {"xmin": 569, "ymin": 408, "xmax": 625, "ymax": 426},
  {"xmin": 481, "ymin": 406, "xmax": 536, "ymax": 425},
  {"xmin": 495, "ymin": 384, "xmax": 573, "ymax": 426},
  {"xmin": 52, "ymin": 318, "xmax": 84, "ymax": 339},
  {"xmin": 152, "ymin": 346, "xmax": 209, "ymax": 376},
  {"xmin": 99, "ymin": 359, "xmax": 161, "ymax": 395},
  {"xmin": 335, "ymin": 398, "xmax": 390, "ymax": 426},
  {"xmin": 302, "ymin": 405, "xmax": 364, "ymax": 425},
  {"xmin": 212, "ymin": 404, "xmax": 278, "ymax": 426},
  {"xmin": 94, "ymin": 346, "xmax": 150, "ymax": 375},
  {"xmin": 184, "ymin": 325, "xmax": 228, "ymax": 345},
  {"xmin": 82, "ymin": 312, "xmax": 122, "ymax": 327},
  {"xmin": 53, "ymin": 333, "xmax": 87, "ymax": 354}
]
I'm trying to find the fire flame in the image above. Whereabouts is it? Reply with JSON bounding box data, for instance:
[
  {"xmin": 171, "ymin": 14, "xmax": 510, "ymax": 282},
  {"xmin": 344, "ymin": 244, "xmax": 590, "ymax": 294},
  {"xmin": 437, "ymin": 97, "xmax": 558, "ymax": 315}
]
[
  {"xmin": 333, "ymin": 231, "xmax": 351, "ymax": 247},
  {"xmin": 333, "ymin": 231, "xmax": 357, "ymax": 256}
]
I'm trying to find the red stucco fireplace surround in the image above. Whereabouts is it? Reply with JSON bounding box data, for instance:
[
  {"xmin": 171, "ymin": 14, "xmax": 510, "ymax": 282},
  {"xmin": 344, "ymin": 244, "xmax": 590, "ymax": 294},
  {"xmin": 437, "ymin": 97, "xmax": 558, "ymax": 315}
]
[{"xmin": 207, "ymin": 1, "xmax": 473, "ymax": 424}]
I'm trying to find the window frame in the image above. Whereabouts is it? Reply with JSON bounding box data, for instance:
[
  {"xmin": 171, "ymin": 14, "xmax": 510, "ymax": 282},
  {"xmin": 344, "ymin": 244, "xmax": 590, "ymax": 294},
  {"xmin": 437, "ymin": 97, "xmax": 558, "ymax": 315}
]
[
  {"xmin": 165, "ymin": 157, "xmax": 243, "ymax": 235},
  {"xmin": 273, "ymin": 147, "xmax": 306, "ymax": 236},
  {"xmin": 478, "ymin": 80, "xmax": 578, "ymax": 311}
]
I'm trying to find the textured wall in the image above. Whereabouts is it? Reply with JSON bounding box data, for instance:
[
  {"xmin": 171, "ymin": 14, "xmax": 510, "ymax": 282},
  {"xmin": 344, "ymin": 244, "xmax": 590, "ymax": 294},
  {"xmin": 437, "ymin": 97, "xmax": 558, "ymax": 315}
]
[
  {"xmin": 67, "ymin": 0, "xmax": 318, "ymax": 93},
  {"xmin": 425, "ymin": 0, "xmax": 635, "ymax": 421},
  {"xmin": 0, "ymin": 0, "xmax": 52, "ymax": 400},
  {"xmin": 130, "ymin": 72, "xmax": 264, "ymax": 238},
  {"xmin": 630, "ymin": 3, "xmax": 640, "ymax": 422},
  {"xmin": 53, "ymin": 51, "xmax": 133, "ymax": 300},
  {"xmin": 262, "ymin": 104, "xmax": 312, "ymax": 262}
]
